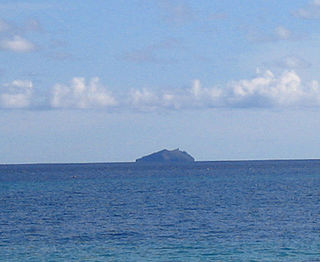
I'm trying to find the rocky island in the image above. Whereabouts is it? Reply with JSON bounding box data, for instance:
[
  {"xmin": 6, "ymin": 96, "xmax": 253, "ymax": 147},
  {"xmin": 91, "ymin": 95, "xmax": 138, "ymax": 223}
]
[{"xmin": 136, "ymin": 148, "xmax": 195, "ymax": 163}]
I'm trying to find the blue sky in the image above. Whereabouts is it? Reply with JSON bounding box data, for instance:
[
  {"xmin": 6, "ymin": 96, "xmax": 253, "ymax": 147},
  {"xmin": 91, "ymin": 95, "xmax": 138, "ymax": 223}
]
[{"xmin": 1, "ymin": 0, "xmax": 320, "ymax": 163}]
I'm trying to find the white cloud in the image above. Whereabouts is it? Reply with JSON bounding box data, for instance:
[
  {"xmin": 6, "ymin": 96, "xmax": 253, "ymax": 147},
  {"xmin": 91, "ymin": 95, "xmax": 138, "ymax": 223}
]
[
  {"xmin": 276, "ymin": 56, "xmax": 311, "ymax": 69},
  {"xmin": 128, "ymin": 70, "xmax": 320, "ymax": 110},
  {"xmin": 2, "ymin": 70, "xmax": 320, "ymax": 111},
  {"xmin": 0, "ymin": 19, "xmax": 42, "ymax": 53},
  {"xmin": 51, "ymin": 77, "xmax": 117, "ymax": 109},
  {"xmin": 0, "ymin": 35, "xmax": 35, "ymax": 53},
  {"xmin": 248, "ymin": 26, "xmax": 298, "ymax": 42},
  {"xmin": 294, "ymin": 0, "xmax": 320, "ymax": 19},
  {"xmin": 227, "ymin": 70, "xmax": 302, "ymax": 107},
  {"xmin": 0, "ymin": 80, "xmax": 33, "ymax": 108},
  {"xmin": 274, "ymin": 26, "xmax": 292, "ymax": 40},
  {"xmin": 130, "ymin": 89, "xmax": 160, "ymax": 110}
]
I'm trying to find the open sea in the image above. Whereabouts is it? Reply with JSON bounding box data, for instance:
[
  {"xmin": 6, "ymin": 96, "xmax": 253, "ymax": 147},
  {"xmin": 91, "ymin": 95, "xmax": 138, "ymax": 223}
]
[{"xmin": 0, "ymin": 160, "xmax": 320, "ymax": 261}]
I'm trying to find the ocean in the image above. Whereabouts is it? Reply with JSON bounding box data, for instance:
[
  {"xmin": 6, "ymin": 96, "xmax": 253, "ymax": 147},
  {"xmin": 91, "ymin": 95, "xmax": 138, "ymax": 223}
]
[{"xmin": 0, "ymin": 160, "xmax": 319, "ymax": 261}]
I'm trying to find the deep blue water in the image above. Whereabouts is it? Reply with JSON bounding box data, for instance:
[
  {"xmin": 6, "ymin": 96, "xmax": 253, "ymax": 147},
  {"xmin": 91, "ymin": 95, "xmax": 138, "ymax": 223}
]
[{"xmin": 0, "ymin": 160, "xmax": 320, "ymax": 261}]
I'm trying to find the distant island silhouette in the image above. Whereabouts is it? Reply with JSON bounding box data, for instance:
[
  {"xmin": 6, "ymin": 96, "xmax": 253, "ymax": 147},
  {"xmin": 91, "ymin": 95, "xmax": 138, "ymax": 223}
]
[{"xmin": 136, "ymin": 149, "xmax": 195, "ymax": 163}]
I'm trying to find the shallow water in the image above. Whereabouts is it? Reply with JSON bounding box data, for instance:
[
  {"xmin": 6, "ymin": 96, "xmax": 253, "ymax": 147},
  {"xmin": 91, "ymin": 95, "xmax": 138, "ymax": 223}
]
[{"xmin": 1, "ymin": 160, "xmax": 320, "ymax": 261}]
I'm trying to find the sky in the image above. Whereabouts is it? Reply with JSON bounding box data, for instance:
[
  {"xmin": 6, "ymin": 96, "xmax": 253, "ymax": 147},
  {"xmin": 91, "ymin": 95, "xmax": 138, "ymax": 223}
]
[{"xmin": 1, "ymin": 0, "xmax": 320, "ymax": 163}]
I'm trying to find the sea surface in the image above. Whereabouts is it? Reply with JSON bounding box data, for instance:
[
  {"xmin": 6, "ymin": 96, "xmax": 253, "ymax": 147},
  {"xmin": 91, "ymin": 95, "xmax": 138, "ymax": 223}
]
[{"xmin": 0, "ymin": 160, "xmax": 320, "ymax": 261}]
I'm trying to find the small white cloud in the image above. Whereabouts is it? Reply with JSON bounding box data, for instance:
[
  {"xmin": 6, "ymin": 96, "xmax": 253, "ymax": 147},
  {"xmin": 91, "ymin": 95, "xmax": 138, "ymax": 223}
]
[
  {"xmin": 294, "ymin": 0, "xmax": 320, "ymax": 19},
  {"xmin": 248, "ymin": 26, "xmax": 298, "ymax": 42},
  {"xmin": 130, "ymin": 87, "xmax": 186, "ymax": 111},
  {"xmin": 0, "ymin": 80, "xmax": 33, "ymax": 108},
  {"xmin": 187, "ymin": 79, "xmax": 223, "ymax": 107},
  {"xmin": 51, "ymin": 77, "xmax": 117, "ymax": 109},
  {"xmin": 131, "ymin": 89, "xmax": 157, "ymax": 107},
  {"xmin": 275, "ymin": 26, "xmax": 291, "ymax": 40},
  {"xmin": 276, "ymin": 56, "xmax": 311, "ymax": 69},
  {"xmin": 0, "ymin": 35, "xmax": 35, "ymax": 53}
]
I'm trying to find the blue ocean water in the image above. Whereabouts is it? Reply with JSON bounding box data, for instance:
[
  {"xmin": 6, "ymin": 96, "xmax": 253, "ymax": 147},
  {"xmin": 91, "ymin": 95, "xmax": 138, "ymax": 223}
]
[{"xmin": 0, "ymin": 160, "xmax": 320, "ymax": 261}]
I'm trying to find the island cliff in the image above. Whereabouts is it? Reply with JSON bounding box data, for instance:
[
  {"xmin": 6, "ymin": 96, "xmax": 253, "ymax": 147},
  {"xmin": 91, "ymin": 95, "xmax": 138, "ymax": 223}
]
[{"xmin": 136, "ymin": 149, "xmax": 195, "ymax": 163}]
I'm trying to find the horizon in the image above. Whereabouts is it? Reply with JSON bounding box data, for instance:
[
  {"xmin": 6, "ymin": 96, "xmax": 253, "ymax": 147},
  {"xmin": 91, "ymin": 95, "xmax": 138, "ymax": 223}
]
[{"xmin": 3, "ymin": 155, "xmax": 320, "ymax": 166}]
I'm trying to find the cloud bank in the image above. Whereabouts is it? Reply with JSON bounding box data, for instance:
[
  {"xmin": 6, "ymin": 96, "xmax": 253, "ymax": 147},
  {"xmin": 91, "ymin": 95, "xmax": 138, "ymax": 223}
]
[
  {"xmin": 1, "ymin": 70, "xmax": 320, "ymax": 111},
  {"xmin": 129, "ymin": 70, "xmax": 320, "ymax": 110}
]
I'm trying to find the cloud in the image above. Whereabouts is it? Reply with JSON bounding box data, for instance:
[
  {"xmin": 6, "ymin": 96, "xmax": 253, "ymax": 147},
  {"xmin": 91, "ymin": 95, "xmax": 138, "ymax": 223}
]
[
  {"xmin": 274, "ymin": 26, "xmax": 292, "ymax": 40},
  {"xmin": 2, "ymin": 70, "xmax": 320, "ymax": 111},
  {"xmin": 128, "ymin": 70, "xmax": 320, "ymax": 110},
  {"xmin": 0, "ymin": 80, "xmax": 33, "ymax": 108},
  {"xmin": 294, "ymin": 0, "xmax": 320, "ymax": 19},
  {"xmin": 0, "ymin": 18, "xmax": 43, "ymax": 34},
  {"xmin": 51, "ymin": 77, "xmax": 117, "ymax": 109},
  {"xmin": 276, "ymin": 56, "xmax": 311, "ymax": 69},
  {"xmin": 130, "ymin": 88, "xmax": 162, "ymax": 110},
  {"xmin": 127, "ymin": 79, "xmax": 229, "ymax": 111},
  {"xmin": 0, "ymin": 18, "xmax": 43, "ymax": 53},
  {"xmin": 226, "ymin": 70, "xmax": 302, "ymax": 107},
  {"xmin": 0, "ymin": 35, "xmax": 35, "ymax": 52},
  {"xmin": 248, "ymin": 26, "xmax": 299, "ymax": 42}
]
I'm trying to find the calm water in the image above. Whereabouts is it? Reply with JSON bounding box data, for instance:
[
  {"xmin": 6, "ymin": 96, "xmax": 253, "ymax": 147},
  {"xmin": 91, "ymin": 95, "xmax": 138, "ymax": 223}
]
[{"xmin": 0, "ymin": 160, "xmax": 320, "ymax": 261}]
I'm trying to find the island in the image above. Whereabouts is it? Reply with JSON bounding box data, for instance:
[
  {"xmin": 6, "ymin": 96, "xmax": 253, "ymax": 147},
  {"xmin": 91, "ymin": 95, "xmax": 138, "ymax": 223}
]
[{"xmin": 136, "ymin": 148, "xmax": 195, "ymax": 163}]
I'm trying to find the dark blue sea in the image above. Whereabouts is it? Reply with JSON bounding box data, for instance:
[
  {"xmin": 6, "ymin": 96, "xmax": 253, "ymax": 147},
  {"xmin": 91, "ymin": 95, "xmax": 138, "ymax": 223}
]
[{"xmin": 1, "ymin": 160, "xmax": 320, "ymax": 261}]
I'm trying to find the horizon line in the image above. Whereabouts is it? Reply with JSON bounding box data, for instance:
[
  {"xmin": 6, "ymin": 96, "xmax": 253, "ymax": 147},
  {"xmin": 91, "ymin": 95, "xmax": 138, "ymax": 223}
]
[{"xmin": 1, "ymin": 157, "xmax": 320, "ymax": 166}]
